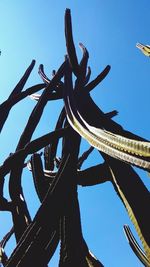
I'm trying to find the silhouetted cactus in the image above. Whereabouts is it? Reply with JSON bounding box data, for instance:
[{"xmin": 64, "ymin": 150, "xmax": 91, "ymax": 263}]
[{"xmin": 0, "ymin": 8, "xmax": 149, "ymax": 267}]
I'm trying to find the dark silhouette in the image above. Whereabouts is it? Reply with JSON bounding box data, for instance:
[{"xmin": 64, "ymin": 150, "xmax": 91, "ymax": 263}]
[{"xmin": 0, "ymin": 8, "xmax": 149, "ymax": 267}]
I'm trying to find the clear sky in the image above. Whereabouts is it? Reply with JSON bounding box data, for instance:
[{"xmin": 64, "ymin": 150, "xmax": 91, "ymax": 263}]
[{"xmin": 0, "ymin": 1, "xmax": 150, "ymax": 266}]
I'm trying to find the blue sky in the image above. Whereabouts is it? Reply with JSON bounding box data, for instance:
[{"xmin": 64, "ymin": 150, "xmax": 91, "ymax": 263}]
[{"xmin": 0, "ymin": 1, "xmax": 150, "ymax": 266}]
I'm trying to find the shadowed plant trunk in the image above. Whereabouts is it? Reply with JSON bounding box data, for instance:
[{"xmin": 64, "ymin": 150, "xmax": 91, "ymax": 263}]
[{"xmin": 0, "ymin": 8, "xmax": 149, "ymax": 267}]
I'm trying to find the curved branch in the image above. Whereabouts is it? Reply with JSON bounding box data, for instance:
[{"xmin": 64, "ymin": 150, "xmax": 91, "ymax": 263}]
[
  {"xmin": 8, "ymin": 62, "xmax": 67, "ymax": 241},
  {"xmin": 38, "ymin": 64, "xmax": 50, "ymax": 84},
  {"xmin": 31, "ymin": 153, "xmax": 51, "ymax": 202},
  {"xmin": 124, "ymin": 225, "xmax": 150, "ymax": 267},
  {"xmin": 9, "ymin": 60, "xmax": 35, "ymax": 98},
  {"xmin": 101, "ymin": 155, "xmax": 150, "ymax": 263},
  {"xmin": 79, "ymin": 42, "xmax": 89, "ymax": 80},
  {"xmin": 83, "ymin": 66, "xmax": 91, "ymax": 86},
  {"xmin": 85, "ymin": 65, "xmax": 111, "ymax": 92},
  {"xmin": 0, "ymin": 227, "xmax": 14, "ymax": 266},
  {"xmin": 77, "ymin": 146, "xmax": 94, "ymax": 169},
  {"xmin": 77, "ymin": 162, "xmax": 111, "ymax": 186},
  {"xmin": 63, "ymin": 59, "xmax": 150, "ymax": 171},
  {"xmin": 0, "ymin": 128, "xmax": 67, "ymax": 178},
  {"xmin": 65, "ymin": 9, "xmax": 79, "ymax": 76},
  {"xmin": 45, "ymin": 108, "xmax": 66, "ymax": 171}
]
